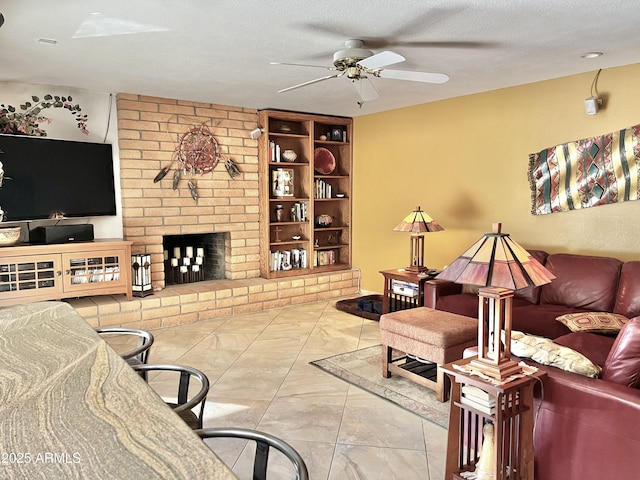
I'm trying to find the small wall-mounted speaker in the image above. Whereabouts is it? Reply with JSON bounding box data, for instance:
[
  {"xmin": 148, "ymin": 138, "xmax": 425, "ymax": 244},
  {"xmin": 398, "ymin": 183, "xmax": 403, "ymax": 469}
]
[
  {"xmin": 249, "ymin": 127, "xmax": 263, "ymax": 140},
  {"xmin": 584, "ymin": 96, "xmax": 600, "ymax": 115}
]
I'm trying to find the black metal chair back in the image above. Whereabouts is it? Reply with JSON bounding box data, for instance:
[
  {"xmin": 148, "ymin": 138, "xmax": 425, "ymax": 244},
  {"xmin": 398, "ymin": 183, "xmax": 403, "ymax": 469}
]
[
  {"xmin": 195, "ymin": 427, "xmax": 309, "ymax": 480},
  {"xmin": 132, "ymin": 364, "xmax": 210, "ymax": 430},
  {"xmin": 95, "ymin": 327, "xmax": 154, "ymax": 365}
]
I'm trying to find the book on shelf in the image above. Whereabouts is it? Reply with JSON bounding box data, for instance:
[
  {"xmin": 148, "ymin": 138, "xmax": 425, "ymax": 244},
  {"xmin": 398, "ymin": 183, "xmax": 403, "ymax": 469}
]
[
  {"xmin": 314, "ymin": 179, "xmax": 332, "ymax": 199},
  {"xmin": 269, "ymin": 140, "xmax": 281, "ymax": 162},
  {"xmin": 314, "ymin": 249, "xmax": 337, "ymax": 266},
  {"xmin": 291, "ymin": 248, "xmax": 307, "ymax": 269},
  {"xmin": 460, "ymin": 384, "xmax": 495, "ymax": 414},
  {"xmin": 461, "ymin": 384, "xmax": 494, "ymax": 404},
  {"xmin": 459, "ymin": 384, "xmax": 519, "ymax": 415},
  {"xmin": 270, "ymin": 249, "xmax": 307, "ymax": 271},
  {"xmin": 290, "ymin": 201, "xmax": 308, "ymax": 222},
  {"xmin": 460, "ymin": 394, "xmax": 496, "ymax": 415}
]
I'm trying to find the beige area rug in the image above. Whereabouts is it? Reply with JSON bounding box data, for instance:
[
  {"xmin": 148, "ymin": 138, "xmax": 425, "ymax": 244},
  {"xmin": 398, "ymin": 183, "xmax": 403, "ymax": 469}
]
[{"xmin": 310, "ymin": 345, "xmax": 450, "ymax": 428}]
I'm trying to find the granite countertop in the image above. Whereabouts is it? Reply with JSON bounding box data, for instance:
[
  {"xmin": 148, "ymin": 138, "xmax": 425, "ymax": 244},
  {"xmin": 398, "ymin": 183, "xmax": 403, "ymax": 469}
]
[{"xmin": 0, "ymin": 302, "xmax": 237, "ymax": 479}]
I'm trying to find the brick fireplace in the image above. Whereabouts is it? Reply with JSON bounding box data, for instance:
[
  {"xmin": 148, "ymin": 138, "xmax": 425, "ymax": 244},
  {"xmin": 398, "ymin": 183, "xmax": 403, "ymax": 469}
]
[
  {"xmin": 116, "ymin": 94, "xmax": 261, "ymax": 287},
  {"xmin": 67, "ymin": 94, "xmax": 360, "ymax": 330}
]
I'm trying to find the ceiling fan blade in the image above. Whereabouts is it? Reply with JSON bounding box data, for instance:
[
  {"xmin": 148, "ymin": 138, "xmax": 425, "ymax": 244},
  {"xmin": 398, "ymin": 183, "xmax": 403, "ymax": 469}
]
[
  {"xmin": 352, "ymin": 77, "xmax": 379, "ymax": 101},
  {"xmin": 298, "ymin": 8, "xmax": 483, "ymax": 50},
  {"xmin": 270, "ymin": 61, "xmax": 336, "ymax": 71},
  {"xmin": 377, "ymin": 69, "xmax": 449, "ymax": 84},
  {"xmin": 367, "ymin": 40, "xmax": 495, "ymax": 49},
  {"xmin": 299, "ymin": 8, "xmax": 468, "ymax": 47},
  {"xmin": 277, "ymin": 73, "xmax": 341, "ymax": 93},
  {"xmin": 358, "ymin": 51, "xmax": 405, "ymax": 70}
]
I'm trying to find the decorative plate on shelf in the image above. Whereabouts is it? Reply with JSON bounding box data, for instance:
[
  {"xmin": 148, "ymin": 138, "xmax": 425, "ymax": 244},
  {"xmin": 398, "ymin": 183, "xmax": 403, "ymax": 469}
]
[{"xmin": 314, "ymin": 147, "xmax": 336, "ymax": 174}]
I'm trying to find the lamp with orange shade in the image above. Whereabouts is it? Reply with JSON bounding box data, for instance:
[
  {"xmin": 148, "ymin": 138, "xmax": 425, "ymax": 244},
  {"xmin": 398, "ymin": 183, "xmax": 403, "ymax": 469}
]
[
  {"xmin": 392, "ymin": 206, "xmax": 443, "ymax": 274},
  {"xmin": 436, "ymin": 223, "xmax": 555, "ymax": 380}
]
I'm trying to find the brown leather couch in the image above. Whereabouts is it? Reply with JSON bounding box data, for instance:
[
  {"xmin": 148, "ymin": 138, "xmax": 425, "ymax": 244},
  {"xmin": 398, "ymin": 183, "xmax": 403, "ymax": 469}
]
[
  {"xmin": 426, "ymin": 251, "xmax": 640, "ymax": 480},
  {"xmin": 532, "ymin": 321, "xmax": 640, "ymax": 480},
  {"xmin": 424, "ymin": 250, "xmax": 640, "ymax": 339}
]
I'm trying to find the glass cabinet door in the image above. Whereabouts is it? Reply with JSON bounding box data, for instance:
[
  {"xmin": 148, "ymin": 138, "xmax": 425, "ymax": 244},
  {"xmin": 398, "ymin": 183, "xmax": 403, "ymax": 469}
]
[
  {"xmin": 0, "ymin": 255, "xmax": 62, "ymax": 298},
  {"xmin": 63, "ymin": 253, "xmax": 124, "ymax": 291}
]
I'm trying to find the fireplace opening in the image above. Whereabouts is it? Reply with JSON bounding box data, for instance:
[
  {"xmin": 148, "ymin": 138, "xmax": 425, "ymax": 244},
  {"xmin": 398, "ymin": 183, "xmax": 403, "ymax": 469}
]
[{"xmin": 162, "ymin": 233, "xmax": 225, "ymax": 285}]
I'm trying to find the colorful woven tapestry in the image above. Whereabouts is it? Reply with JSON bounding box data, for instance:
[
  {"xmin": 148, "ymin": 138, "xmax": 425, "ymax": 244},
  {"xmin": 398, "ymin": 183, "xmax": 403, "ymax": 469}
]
[{"xmin": 528, "ymin": 124, "xmax": 640, "ymax": 215}]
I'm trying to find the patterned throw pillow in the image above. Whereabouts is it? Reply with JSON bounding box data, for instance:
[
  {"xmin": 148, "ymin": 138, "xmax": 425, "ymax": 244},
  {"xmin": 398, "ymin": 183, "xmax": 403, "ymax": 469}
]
[{"xmin": 556, "ymin": 312, "xmax": 629, "ymax": 334}]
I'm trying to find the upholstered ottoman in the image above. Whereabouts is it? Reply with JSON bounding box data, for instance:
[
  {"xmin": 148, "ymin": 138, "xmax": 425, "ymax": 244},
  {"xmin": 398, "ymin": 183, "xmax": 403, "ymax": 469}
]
[{"xmin": 380, "ymin": 307, "xmax": 477, "ymax": 402}]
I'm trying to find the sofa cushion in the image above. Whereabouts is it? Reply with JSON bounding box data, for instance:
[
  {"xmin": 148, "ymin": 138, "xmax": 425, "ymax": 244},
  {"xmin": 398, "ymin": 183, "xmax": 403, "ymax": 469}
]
[
  {"xmin": 540, "ymin": 253, "xmax": 622, "ymax": 311},
  {"xmin": 614, "ymin": 261, "xmax": 640, "ymax": 319},
  {"xmin": 602, "ymin": 318, "xmax": 640, "ymax": 388},
  {"xmin": 436, "ymin": 292, "xmax": 479, "ymax": 318},
  {"xmin": 511, "ymin": 303, "xmax": 580, "ymax": 339},
  {"xmin": 554, "ymin": 332, "xmax": 616, "ymax": 368},
  {"xmin": 556, "ymin": 312, "xmax": 628, "ymax": 335},
  {"xmin": 437, "ymin": 292, "xmax": 535, "ymax": 320},
  {"xmin": 509, "ymin": 330, "xmax": 601, "ymax": 377}
]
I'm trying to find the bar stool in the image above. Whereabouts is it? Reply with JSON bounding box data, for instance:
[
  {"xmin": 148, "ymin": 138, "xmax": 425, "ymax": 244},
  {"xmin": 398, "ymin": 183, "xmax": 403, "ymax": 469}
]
[
  {"xmin": 132, "ymin": 364, "xmax": 209, "ymax": 430},
  {"xmin": 95, "ymin": 327, "xmax": 154, "ymax": 367},
  {"xmin": 195, "ymin": 427, "xmax": 309, "ymax": 480}
]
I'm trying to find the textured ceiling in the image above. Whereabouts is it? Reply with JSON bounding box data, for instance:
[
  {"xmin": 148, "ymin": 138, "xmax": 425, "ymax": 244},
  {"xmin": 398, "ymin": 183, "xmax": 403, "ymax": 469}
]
[{"xmin": 1, "ymin": 1, "xmax": 639, "ymax": 118}]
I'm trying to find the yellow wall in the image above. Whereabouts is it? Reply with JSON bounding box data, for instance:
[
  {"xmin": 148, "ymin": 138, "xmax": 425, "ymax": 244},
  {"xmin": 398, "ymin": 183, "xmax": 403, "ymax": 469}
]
[{"xmin": 353, "ymin": 62, "xmax": 640, "ymax": 293}]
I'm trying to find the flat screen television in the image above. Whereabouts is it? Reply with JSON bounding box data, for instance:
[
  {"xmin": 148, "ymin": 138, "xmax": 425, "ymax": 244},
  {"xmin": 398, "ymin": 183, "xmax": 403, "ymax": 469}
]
[{"xmin": 0, "ymin": 134, "xmax": 117, "ymax": 222}]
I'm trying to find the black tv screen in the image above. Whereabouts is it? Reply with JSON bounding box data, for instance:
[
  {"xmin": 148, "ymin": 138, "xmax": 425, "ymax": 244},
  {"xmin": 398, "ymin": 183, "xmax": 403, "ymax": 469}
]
[{"xmin": 0, "ymin": 134, "xmax": 117, "ymax": 221}]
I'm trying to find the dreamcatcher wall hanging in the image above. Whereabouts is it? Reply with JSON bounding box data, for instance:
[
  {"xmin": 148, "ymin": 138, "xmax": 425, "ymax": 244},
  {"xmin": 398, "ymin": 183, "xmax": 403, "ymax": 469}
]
[{"xmin": 153, "ymin": 121, "xmax": 241, "ymax": 201}]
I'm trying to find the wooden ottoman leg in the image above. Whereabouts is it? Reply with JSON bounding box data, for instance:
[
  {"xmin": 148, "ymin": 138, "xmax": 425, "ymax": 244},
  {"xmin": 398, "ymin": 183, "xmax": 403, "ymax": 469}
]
[
  {"xmin": 436, "ymin": 366, "xmax": 450, "ymax": 402},
  {"xmin": 382, "ymin": 344, "xmax": 392, "ymax": 378}
]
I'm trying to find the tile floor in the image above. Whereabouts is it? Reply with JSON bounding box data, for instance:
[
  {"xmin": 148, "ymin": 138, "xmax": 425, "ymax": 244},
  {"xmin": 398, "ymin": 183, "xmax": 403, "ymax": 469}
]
[{"xmin": 111, "ymin": 299, "xmax": 448, "ymax": 479}]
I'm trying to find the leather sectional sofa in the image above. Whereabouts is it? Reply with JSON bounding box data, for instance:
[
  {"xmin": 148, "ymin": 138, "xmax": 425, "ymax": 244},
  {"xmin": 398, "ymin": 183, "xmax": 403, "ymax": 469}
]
[
  {"xmin": 425, "ymin": 250, "xmax": 640, "ymax": 339},
  {"xmin": 424, "ymin": 250, "xmax": 640, "ymax": 480}
]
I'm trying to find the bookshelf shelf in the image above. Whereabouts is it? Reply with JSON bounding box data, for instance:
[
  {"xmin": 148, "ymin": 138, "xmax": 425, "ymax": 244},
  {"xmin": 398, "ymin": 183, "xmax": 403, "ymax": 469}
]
[
  {"xmin": 259, "ymin": 110, "xmax": 352, "ymax": 279},
  {"xmin": 314, "ymin": 243, "xmax": 349, "ymax": 250}
]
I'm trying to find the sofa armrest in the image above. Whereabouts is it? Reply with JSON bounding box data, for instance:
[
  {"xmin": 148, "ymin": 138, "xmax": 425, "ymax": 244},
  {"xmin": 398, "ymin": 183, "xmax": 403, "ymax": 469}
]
[
  {"xmin": 531, "ymin": 362, "xmax": 640, "ymax": 480},
  {"xmin": 423, "ymin": 279, "xmax": 463, "ymax": 309}
]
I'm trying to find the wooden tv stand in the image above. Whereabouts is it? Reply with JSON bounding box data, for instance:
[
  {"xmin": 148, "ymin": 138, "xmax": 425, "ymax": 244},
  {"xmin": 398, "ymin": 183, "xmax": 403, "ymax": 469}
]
[{"xmin": 0, "ymin": 239, "xmax": 132, "ymax": 307}]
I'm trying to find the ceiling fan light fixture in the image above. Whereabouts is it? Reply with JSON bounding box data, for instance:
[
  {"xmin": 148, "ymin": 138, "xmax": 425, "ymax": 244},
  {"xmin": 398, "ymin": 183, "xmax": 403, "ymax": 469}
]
[
  {"xmin": 333, "ymin": 39, "xmax": 373, "ymax": 70},
  {"xmin": 333, "ymin": 52, "xmax": 372, "ymax": 69},
  {"xmin": 345, "ymin": 66, "xmax": 360, "ymax": 79}
]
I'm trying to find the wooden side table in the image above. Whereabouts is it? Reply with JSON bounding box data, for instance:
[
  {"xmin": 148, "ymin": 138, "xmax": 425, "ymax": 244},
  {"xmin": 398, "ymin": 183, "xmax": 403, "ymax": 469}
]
[
  {"xmin": 379, "ymin": 268, "xmax": 437, "ymax": 314},
  {"xmin": 440, "ymin": 358, "xmax": 545, "ymax": 480}
]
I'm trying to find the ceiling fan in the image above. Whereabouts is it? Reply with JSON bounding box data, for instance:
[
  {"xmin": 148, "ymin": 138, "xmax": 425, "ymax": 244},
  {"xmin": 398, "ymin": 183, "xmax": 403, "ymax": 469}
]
[{"xmin": 271, "ymin": 39, "xmax": 449, "ymax": 102}]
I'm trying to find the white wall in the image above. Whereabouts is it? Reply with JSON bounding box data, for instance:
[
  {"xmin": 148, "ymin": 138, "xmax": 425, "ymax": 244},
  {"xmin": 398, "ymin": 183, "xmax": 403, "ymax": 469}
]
[{"xmin": 0, "ymin": 82, "xmax": 123, "ymax": 239}]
